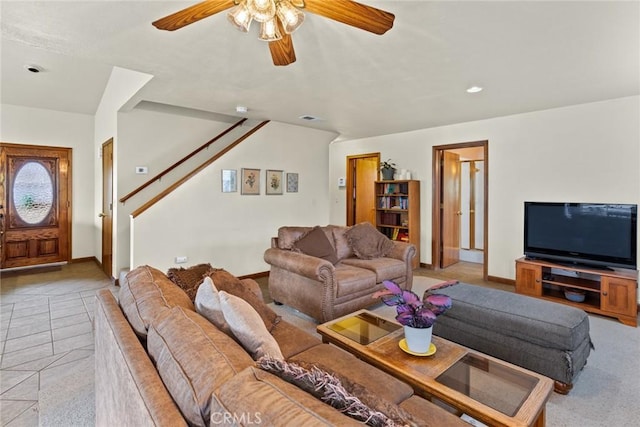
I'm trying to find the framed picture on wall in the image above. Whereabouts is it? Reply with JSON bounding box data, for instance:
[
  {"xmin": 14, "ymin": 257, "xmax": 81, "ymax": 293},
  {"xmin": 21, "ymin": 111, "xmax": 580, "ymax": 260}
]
[
  {"xmin": 266, "ymin": 169, "xmax": 283, "ymax": 195},
  {"xmin": 221, "ymin": 169, "xmax": 237, "ymax": 193},
  {"xmin": 241, "ymin": 168, "xmax": 260, "ymax": 195},
  {"xmin": 286, "ymin": 173, "xmax": 298, "ymax": 192}
]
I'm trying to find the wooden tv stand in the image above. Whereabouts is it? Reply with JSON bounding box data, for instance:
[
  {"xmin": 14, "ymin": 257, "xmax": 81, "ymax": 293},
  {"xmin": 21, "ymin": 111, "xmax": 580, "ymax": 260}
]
[{"xmin": 515, "ymin": 257, "xmax": 638, "ymax": 327}]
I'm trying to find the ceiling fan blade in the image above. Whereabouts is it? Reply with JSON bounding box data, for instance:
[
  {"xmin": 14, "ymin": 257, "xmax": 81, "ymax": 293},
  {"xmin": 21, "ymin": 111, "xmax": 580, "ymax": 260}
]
[
  {"xmin": 269, "ymin": 21, "xmax": 296, "ymax": 66},
  {"xmin": 152, "ymin": 0, "xmax": 236, "ymax": 31},
  {"xmin": 302, "ymin": 0, "xmax": 394, "ymax": 35}
]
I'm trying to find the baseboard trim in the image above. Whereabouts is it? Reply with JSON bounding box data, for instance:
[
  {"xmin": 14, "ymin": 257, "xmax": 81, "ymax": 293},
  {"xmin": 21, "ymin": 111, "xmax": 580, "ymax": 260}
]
[
  {"xmin": 488, "ymin": 275, "xmax": 515, "ymax": 286},
  {"xmin": 239, "ymin": 271, "xmax": 269, "ymax": 280}
]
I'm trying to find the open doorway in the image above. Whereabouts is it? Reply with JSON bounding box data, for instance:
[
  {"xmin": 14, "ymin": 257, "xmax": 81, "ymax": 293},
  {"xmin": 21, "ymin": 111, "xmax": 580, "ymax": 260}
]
[
  {"xmin": 346, "ymin": 153, "xmax": 380, "ymax": 226},
  {"xmin": 432, "ymin": 141, "xmax": 488, "ymax": 282}
]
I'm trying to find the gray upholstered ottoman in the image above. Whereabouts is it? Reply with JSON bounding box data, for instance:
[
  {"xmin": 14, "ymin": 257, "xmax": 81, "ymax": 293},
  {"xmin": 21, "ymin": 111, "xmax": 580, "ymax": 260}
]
[{"xmin": 432, "ymin": 283, "xmax": 593, "ymax": 394}]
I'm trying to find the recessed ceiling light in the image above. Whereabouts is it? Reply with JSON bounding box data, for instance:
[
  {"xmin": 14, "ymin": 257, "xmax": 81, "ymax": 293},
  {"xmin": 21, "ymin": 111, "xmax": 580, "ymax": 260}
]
[
  {"xmin": 24, "ymin": 64, "xmax": 43, "ymax": 73},
  {"xmin": 299, "ymin": 114, "xmax": 323, "ymax": 121},
  {"xmin": 466, "ymin": 86, "xmax": 483, "ymax": 93}
]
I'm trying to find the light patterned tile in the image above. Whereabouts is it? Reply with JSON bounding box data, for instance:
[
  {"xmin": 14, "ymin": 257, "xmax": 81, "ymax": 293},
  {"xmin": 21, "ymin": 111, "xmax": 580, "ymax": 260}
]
[
  {"xmin": 4, "ymin": 401, "xmax": 39, "ymax": 427},
  {"xmin": 6, "ymin": 321, "xmax": 51, "ymax": 341},
  {"xmin": 0, "ymin": 371, "xmax": 36, "ymax": 395},
  {"xmin": 10, "ymin": 305, "xmax": 49, "ymax": 320},
  {"xmin": 50, "ymin": 312, "xmax": 90, "ymax": 330},
  {"xmin": 52, "ymin": 322, "xmax": 92, "ymax": 341},
  {"xmin": 0, "ymin": 372, "xmax": 39, "ymax": 401},
  {"xmin": 50, "ymin": 304, "xmax": 86, "ymax": 320},
  {"xmin": 6, "ymin": 313, "xmax": 49, "ymax": 330},
  {"xmin": 52, "ymin": 332, "xmax": 93, "ymax": 355},
  {"xmin": 0, "ymin": 400, "xmax": 37, "ymax": 426},
  {"xmin": 1, "ymin": 342, "xmax": 53, "ymax": 370},
  {"xmin": 3, "ymin": 331, "xmax": 52, "ymax": 354}
]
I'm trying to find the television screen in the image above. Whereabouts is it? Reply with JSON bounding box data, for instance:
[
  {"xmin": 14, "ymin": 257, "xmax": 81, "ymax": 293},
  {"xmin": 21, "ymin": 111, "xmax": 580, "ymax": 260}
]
[{"xmin": 524, "ymin": 202, "xmax": 637, "ymax": 270}]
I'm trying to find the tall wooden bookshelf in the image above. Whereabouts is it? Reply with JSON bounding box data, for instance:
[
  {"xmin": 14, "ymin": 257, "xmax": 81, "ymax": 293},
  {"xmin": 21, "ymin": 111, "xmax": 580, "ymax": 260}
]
[{"xmin": 375, "ymin": 180, "xmax": 420, "ymax": 268}]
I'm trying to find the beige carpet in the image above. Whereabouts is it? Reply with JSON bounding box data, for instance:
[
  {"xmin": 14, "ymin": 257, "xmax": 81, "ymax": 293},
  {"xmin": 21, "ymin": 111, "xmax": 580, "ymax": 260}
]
[{"xmin": 269, "ymin": 276, "xmax": 640, "ymax": 427}]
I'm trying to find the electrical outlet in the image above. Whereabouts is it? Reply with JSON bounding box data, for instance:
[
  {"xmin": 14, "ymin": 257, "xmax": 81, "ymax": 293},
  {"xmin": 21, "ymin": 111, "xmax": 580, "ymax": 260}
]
[{"xmin": 175, "ymin": 256, "xmax": 188, "ymax": 264}]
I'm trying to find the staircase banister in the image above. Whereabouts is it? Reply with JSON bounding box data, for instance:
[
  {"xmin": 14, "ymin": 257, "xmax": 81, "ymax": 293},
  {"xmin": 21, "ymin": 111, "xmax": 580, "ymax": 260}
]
[
  {"xmin": 119, "ymin": 118, "xmax": 247, "ymax": 204},
  {"xmin": 131, "ymin": 120, "xmax": 270, "ymax": 218}
]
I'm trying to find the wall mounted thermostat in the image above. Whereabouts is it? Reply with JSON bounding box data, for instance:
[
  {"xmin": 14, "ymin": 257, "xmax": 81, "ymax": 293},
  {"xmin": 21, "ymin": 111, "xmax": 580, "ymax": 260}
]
[
  {"xmin": 338, "ymin": 177, "xmax": 346, "ymax": 187},
  {"xmin": 136, "ymin": 166, "xmax": 148, "ymax": 174}
]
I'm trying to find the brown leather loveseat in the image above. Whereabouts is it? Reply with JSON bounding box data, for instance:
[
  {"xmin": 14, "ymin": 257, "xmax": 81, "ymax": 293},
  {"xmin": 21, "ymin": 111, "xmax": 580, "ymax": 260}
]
[{"xmin": 263, "ymin": 223, "xmax": 416, "ymax": 323}]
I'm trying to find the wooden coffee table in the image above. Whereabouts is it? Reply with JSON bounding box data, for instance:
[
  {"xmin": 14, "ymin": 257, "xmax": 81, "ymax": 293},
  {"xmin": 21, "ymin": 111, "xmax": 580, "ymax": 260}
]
[{"xmin": 317, "ymin": 309, "xmax": 554, "ymax": 427}]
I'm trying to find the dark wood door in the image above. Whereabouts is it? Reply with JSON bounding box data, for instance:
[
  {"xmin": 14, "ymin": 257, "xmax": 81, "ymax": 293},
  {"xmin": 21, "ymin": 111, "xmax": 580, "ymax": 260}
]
[
  {"xmin": 1, "ymin": 143, "xmax": 71, "ymax": 269},
  {"xmin": 441, "ymin": 151, "xmax": 461, "ymax": 268},
  {"xmin": 101, "ymin": 139, "xmax": 113, "ymax": 279}
]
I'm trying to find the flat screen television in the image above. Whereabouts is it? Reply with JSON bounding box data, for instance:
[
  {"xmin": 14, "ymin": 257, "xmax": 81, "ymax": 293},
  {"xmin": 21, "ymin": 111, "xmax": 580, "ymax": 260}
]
[{"xmin": 524, "ymin": 202, "xmax": 637, "ymax": 270}]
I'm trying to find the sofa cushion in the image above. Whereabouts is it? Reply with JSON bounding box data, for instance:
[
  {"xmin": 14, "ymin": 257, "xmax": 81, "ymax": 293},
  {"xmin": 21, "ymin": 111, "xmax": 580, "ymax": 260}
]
[
  {"xmin": 277, "ymin": 226, "xmax": 313, "ymax": 249},
  {"xmin": 345, "ymin": 222, "xmax": 395, "ymax": 259},
  {"xmin": 332, "ymin": 226, "xmax": 354, "ymax": 261},
  {"xmin": 257, "ymin": 356, "xmax": 410, "ymax": 426},
  {"xmin": 219, "ymin": 291, "xmax": 284, "ymax": 360},
  {"xmin": 334, "ymin": 265, "xmax": 377, "ymax": 299},
  {"xmin": 147, "ymin": 306, "xmax": 254, "ymax": 427},
  {"xmin": 119, "ymin": 265, "xmax": 194, "ymax": 338},
  {"xmin": 270, "ymin": 320, "xmax": 322, "ymax": 359},
  {"xmin": 290, "ymin": 344, "xmax": 414, "ymax": 405},
  {"xmin": 293, "ymin": 226, "xmax": 339, "ymax": 264},
  {"xmin": 194, "ymin": 276, "xmax": 232, "ymax": 335},
  {"xmin": 205, "ymin": 268, "xmax": 280, "ymax": 332},
  {"xmin": 166, "ymin": 263, "xmax": 212, "ymax": 301},
  {"xmin": 209, "ymin": 367, "xmax": 360, "ymax": 426},
  {"xmin": 341, "ymin": 257, "xmax": 406, "ymax": 282}
]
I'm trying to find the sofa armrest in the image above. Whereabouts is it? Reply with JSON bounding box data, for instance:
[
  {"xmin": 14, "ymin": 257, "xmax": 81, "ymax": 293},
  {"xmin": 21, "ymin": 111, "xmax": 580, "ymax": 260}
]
[
  {"xmin": 387, "ymin": 241, "xmax": 416, "ymax": 263},
  {"xmin": 264, "ymin": 248, "xmax": 335, "ymax": 281}
]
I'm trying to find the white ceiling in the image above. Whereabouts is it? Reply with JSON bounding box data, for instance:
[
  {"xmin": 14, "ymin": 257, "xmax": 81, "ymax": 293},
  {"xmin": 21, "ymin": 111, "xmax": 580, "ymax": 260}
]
[{"xmin": 2, "ymin": 1, "xmax": 638, "ymax": 140}]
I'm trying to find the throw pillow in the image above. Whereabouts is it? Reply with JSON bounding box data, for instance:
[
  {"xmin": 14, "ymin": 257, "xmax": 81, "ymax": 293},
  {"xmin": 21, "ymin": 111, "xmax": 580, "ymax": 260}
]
[
  {"xmin": 166, "ymin": 263, "xmax": 212, "ymax": 301},
  {"xmin": 332, "ymin": 226, "xmax": 354, "ymax": 261},
  {"xmin": 292, "ymin": 226, "xmax": 339, "ymax": 264},
  {"xmin": 219, "ymin": 291, "xmax": 284, "ymax": 360},
  {"xmin": 345, "ymin": 222, "xmax": 395, "ymax": 259},
  {"xmin": 194, "ymin": 277, "xmax": 232, "ymax": 335},
  {"xmin": 204, "ymin": 268, "xmax": 280, "ymax": 332},
  {"xmin": 256, "ymin": 356, "xmax": 409, "ymax": 427}
]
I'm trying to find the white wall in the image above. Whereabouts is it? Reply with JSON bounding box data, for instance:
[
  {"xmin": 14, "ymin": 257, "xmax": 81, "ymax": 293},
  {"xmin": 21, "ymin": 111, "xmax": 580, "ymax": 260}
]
[
  {"xmin": 131, "ymin": 121, "xmax": 337, "ymax": 275},
  {"xmin": 0, "ymin": 104, "xmax": 95, "ymax": 259},
  {"xmin": 94, "ymin": 66, "xmax": 153, "ymax": 277},
  {"xmin": 329, "ymin": 96, "xmax": 640, "ymax": 280}
]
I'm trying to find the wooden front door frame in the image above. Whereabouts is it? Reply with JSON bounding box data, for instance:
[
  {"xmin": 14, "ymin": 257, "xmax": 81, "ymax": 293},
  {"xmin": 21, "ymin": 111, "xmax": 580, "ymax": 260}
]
[
  {"xmin": 0, "ymin": 142, "xmax": 72, "ymax": 270},
  {"xmin": 432, "ymin": 141, "xmax": 488, "ymax": 280},
  {"xmin": 346, "ymin": 152, "xmax": 380, "ymax": 226}
]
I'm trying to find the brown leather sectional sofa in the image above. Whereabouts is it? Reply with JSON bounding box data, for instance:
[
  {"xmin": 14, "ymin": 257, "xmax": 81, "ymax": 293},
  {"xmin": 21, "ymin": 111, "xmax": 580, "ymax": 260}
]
[{"xmin": 94, "ymin": 265, "xmax": 466, "ymax": 426}]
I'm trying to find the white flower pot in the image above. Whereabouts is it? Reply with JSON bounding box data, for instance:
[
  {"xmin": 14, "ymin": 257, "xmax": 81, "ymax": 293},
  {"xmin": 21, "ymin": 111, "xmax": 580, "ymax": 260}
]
[{"xmin": 403, "ymin": 325, "xmax": 433, "ymax": 353}]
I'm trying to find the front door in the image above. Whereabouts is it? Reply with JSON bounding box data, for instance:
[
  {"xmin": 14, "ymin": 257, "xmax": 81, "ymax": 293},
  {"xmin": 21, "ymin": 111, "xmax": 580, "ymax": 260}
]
[{"xmin": 0, "ymin": 143, "xmax": 71, "ymax": 269}]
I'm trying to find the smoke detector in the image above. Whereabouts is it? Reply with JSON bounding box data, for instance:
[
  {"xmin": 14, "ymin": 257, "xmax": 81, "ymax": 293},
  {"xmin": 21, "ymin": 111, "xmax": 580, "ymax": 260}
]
[{"xmin": 236, "ymin": 106, "xmax": 248, "ymax": 114}]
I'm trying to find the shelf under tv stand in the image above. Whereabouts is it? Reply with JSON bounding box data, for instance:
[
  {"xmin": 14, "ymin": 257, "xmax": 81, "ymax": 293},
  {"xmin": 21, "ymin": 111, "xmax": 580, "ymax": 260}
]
[{"xmin": 515, "ymin": 257, "xmax": 638, "ymax": 327}]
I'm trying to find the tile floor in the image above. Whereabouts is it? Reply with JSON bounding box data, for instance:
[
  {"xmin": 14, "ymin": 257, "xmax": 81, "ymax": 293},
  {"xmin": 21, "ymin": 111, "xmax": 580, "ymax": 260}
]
[{"xmin": 1, "ymin": 262, "xmax": 117, "ymax": 426}]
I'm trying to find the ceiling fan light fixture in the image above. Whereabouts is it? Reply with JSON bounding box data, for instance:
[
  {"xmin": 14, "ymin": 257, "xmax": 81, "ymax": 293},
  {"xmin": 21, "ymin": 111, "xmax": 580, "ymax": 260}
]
[
  {"xmin": 258, "ymin": 17, "xmax": 282, "ymax": 41},
  {"xmin": 246, "ymin": 0, "xmax": 277, "ymax": 23},
  {"xmin": 276, "ymin": 0, "xmax": 304, "ymax": 34},
  {"xmin": 227, "ymin": 3, "xmax": 253, "ymax": 32}
]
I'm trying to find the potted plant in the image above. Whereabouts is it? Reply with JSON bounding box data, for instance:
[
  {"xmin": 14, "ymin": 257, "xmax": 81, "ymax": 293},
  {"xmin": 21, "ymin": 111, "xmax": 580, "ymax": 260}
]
[
  {"xmin": 379, "ymin": 159, "xmax": 396, "ymax": 180},
  {"xmin": 372, "ymin": 280, "xmax": 457, "ymax": 353}
]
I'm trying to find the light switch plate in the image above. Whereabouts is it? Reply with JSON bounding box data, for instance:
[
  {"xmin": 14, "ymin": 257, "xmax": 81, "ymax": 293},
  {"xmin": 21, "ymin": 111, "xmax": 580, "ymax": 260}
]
[{"xmin": 136, "ymin": 166, "xmax": 148, "ymax": 174}]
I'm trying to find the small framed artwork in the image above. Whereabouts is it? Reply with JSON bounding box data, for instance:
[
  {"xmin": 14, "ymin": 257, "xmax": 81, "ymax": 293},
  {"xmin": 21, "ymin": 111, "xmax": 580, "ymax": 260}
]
[
  {"xmin": 221, "ymin": 169, "xmax": 237, "ymax": 193},
  {"xmin": 286, "ymin": 173, "xmax": 299, "ymax": 192},
  {"xmin": 241, "ymin": 168, "xmax": 260, "ymax": 195},
  {"xmin": 266, "ymin": 169, "xmax": 283, "ymax": 195}
]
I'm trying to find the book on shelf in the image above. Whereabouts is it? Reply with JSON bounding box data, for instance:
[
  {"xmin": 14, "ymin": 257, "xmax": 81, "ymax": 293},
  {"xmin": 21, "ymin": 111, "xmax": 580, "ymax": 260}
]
[{"xmin": 392, "ymin": 228, "xmax": 399, "ymax": 240}]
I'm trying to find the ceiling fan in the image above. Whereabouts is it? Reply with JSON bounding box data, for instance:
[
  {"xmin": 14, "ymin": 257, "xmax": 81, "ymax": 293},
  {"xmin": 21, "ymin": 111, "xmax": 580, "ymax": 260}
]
[{"xmin": 152, "ymin": 0, "xmax": 395, "ymax": 66}]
